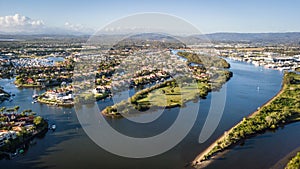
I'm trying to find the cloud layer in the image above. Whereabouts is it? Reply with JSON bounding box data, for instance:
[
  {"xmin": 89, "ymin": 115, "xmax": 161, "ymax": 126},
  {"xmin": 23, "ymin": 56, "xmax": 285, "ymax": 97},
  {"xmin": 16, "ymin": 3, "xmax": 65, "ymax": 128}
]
[
  {"xmin": 0, "ymin": 14, "xmax": 45, "ymax": 33},
  {"xmin": 0, "ymin": 14, "xmax": 94, "ymax": 34}
]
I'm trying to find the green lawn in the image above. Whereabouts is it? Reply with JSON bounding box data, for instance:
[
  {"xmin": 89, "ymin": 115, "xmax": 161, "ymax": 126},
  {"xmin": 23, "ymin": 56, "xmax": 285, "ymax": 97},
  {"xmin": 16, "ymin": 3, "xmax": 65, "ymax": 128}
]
[
  {"xmin": 101, "ymin": 80, "xmax": 213, "ymax": 116},
  {"xmin": 137, "ymin": 83, "xmax": 201, "ymax": 107}
]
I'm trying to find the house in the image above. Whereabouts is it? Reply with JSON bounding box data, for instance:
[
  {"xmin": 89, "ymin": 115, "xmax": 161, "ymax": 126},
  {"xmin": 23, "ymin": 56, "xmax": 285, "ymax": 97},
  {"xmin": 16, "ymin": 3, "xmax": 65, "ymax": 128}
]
[
  {"xmin": 24, "ymin": 124, "xmax": 34, "ymax": 131},
  {"xmin": 26, "ymin": 78, "xmax": 34, "ymax": 84},
  {"xmin": 188, "ymin": 62, "xmax": 204, "ymax": 68},
  {"xmin": 36, "ymin": 78, "xmax": 46, "ymax": 86},
  {"xmin": 12, "ymin": 126, "xmax": 23, "ymax": 131},
  {"xmin": 60, "ymin": 94, "xmax": 73, "ymax": 102},
  {"xmin": 8, "ymin": 131, "xmax": 17, "ymax": 139},
  {"xmin": 0, "ymin": 131, "xmax": 17, "ymax": 140}
]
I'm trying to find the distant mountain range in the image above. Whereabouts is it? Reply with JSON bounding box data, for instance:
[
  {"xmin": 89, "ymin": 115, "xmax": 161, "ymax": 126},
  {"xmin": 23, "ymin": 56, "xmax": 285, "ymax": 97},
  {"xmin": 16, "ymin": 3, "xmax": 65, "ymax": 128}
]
[
  {"xmin": 1, "ymin": 32, "xmax": 300, "ymax": 44},
  {"xmin": 197, "ymin": 32, "xmax": 300, "ymax": 44}
]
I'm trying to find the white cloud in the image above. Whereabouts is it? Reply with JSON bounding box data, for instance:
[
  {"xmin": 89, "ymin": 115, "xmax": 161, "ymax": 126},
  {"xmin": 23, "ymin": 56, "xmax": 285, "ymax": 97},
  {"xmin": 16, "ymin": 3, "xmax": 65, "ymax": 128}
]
[
  {"xmin": 0, "ymin": 14, "xmax": 45, "ymax": 33},
  {"xmin": 0, "ymin": 14, "xmax": 94, "ymax": 34}
]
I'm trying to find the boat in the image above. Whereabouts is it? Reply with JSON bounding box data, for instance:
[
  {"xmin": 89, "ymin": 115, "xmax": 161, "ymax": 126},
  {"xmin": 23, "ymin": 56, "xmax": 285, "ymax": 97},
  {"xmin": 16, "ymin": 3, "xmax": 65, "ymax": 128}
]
[
  {"xmin": 19, "ymin": 149, "xmax": 24, "ymax": 154},
  {"xmin": 51, "ymin": 124, "xmax": 56, "ymax": 130},
  {"xmin": 32, "ymin": 94, "xmax": 38, "ymax": 99},
  {"xmin": 252, "ymin": 61, "xmax": 260, "ymax": 67}
]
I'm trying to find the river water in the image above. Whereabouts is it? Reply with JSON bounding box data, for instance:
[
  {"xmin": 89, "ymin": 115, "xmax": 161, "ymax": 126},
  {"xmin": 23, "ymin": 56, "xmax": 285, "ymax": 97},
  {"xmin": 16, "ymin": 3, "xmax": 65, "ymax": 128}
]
[{"xmin": 0, "ymin": 60, "xmax": 297, "ymax": 169}]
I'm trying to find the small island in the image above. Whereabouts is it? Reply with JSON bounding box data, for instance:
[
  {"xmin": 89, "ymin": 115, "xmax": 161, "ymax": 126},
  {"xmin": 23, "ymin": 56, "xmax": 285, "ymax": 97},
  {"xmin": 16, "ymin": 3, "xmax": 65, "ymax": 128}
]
[
  {"xmin": 192, "ymin": 72, "xmax": 300, "ymax": 168},
  {"xmin": 37, "ymin": 85, "xmax": 75, "ymax": 106},
  {"xmin": 37, "ymin": 84, "xmax": 111, "ymax": 106}
]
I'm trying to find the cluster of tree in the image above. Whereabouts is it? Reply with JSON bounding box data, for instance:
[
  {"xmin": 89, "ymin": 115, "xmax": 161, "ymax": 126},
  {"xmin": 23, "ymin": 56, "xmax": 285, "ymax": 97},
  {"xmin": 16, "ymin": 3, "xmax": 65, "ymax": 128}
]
[
  {"xmin": 0, "ymin": 106, "xmax": 47, "ymax": 145},
  {"xmin": 130, "ymin": 80, "xmax": 171, "ymax": 104},
  {"xmin": 0, "ymin": 111, "xmax": 47, "ymax": 152},
  {"xmin": 102, "ymin": 80, "xmax": 172, "ymax": 116},
  {"xmin": 177, "ymin": 51, "xmax": 203, "ymax": 64},
  {"xmin": 285, "ymin": 152, "xmax": 300, "ymax": 169},
  {"xmin": 209, "ymin": 70, "xmax": 233, "ymax": 91},
  {"xmin": 177, "ymin": 51, "xmax": 231, "ymax": 69}
]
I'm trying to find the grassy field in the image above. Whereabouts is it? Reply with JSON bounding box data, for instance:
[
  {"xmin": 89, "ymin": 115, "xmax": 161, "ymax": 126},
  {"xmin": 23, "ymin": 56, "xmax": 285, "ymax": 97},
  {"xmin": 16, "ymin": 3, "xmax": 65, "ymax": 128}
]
[
  {"xmin": 101, "ymin": 79, "xmax": 215, "ymax": 117},
  {"xmin": 137, "ymin": 82, "xmax": 206, "ymax": 107}
]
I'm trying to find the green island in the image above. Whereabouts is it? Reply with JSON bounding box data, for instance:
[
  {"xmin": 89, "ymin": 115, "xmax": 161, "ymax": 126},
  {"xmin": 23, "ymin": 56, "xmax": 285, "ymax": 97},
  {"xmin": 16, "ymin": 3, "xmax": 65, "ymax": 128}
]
[
  {"xmin": 193, "ymin": 72, "xmax": 300, "ymax": 167},
  {"xmin": 101, "ymin": 51, "xmax": 232, "ymax": 117},
  {"xmin": 0, "ymin": 106, "xmax": 48, "ymax": 158},
  {"xmin": 285, "ymin": 152, "xmax": 300, "ymax": 169}
]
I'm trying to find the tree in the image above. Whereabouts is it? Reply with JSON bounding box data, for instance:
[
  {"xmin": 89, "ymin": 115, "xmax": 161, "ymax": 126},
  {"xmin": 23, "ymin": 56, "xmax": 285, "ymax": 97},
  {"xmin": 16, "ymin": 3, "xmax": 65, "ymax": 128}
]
[
  {"xmin": 0, "ymin": 107, "xmax": 6, "ymax": 114},
  {"xmin": 15, "ymin": 78, "xmax": 24, "ymax": 85},
  {"xmin": 14, "ymin": 106, "xmax": 20, "ymax": 113},
  {"xmin": 84, "ymin": 93, "xmax": 94, "ymax": 101},
  {"xmin": 33, "ymin": 116, "xmax": 43, "ymax": 127}
]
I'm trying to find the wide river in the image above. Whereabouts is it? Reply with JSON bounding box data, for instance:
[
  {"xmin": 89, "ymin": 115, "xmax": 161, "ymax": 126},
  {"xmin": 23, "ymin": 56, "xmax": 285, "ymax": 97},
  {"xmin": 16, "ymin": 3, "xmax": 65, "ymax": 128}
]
[{"xmin": 0, "ymin": 60, "xmax": 299, "ymax": 169}]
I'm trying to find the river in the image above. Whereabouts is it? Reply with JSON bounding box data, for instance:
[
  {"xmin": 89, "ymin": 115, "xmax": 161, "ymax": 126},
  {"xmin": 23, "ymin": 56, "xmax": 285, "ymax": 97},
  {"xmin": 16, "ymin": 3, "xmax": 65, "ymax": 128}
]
[{"xmin": 0, "ymin": 60, "xmax": 296, "ymax": 169}]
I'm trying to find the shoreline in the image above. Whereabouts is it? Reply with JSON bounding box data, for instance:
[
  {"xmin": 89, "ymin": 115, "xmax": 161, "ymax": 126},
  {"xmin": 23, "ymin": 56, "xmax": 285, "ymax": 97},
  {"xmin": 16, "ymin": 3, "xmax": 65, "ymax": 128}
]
[
  {"xmin": 37, "ymin": 93, "xmax": 110, "ymax": 107},
  {"xmin": 37, "ymin": 97, "xmax": 74, "ymax": 107},
  {"xmin": 192, "ymin": 76, "xmax": 287, "ymax": 168},
  {"xmin": 271, "ymin": 146, "xmax": 300, "ymax": 169}
]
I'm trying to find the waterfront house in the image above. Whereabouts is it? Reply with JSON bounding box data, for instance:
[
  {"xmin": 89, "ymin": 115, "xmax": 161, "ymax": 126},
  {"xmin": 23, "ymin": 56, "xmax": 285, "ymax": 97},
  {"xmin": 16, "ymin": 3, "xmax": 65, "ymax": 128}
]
[
  {"xmin": 0, "ymin": 131, "xmax": 17, "ymax": 141},
  {"xmin": 36, "ymin": 78, "xmax": 46, "ymax": 86},
  {"xmin": 26, "ymin": 78, "xmax": 34, "ymax": 84}
]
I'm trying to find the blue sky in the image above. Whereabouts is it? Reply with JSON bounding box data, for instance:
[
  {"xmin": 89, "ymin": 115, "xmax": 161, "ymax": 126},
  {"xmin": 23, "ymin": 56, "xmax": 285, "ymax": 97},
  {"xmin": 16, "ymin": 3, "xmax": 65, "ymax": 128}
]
[{"xmin": 0, "ymin": 0, "xmax": 300, "ymax": 34}]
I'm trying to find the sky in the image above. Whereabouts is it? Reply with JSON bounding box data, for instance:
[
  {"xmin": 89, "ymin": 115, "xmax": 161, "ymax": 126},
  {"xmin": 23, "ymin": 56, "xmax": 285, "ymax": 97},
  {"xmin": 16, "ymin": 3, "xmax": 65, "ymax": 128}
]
[{"xmin": 0, "ymin": 0, "xmax": 300, "ymax": 34}]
